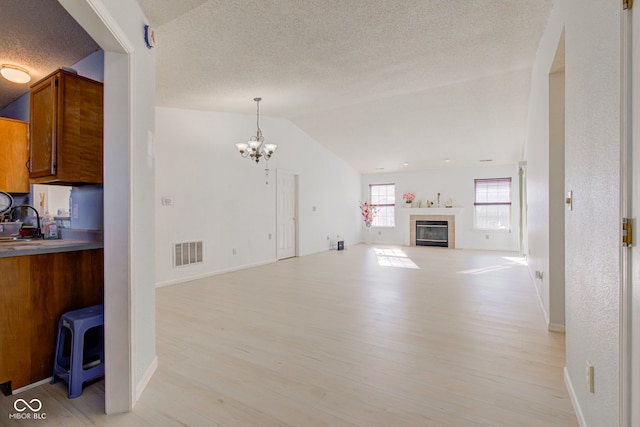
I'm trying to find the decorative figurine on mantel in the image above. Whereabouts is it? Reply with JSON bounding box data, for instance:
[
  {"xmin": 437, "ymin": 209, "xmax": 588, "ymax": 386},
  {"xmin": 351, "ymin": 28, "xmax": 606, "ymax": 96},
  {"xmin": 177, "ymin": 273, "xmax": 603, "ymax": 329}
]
[
  {"xmin": 426, "ymin": 200, "xmax": 433, "ymax": 207},
  {"xmin": 437, "ymin": 193, "xmax": 441, "ymax": 207},
  {"xmin": 445, "ymin": 198, "xmax": 454, "ymax": 208}
]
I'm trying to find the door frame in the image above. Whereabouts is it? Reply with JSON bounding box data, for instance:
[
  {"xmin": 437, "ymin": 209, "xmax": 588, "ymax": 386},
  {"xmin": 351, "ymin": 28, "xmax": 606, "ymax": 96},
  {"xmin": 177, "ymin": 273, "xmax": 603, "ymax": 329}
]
[{"xmin": 621, "ymin": 3, "xmax": 633, "ymax": 425}]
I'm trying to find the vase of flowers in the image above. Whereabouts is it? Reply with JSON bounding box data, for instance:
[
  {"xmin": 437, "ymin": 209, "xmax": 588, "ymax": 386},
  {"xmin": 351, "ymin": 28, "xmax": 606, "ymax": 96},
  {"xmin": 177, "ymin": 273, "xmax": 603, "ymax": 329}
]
[
  {"xmin": 359, "ymin": 201, "xmax": 378, "ymax": 227},
  {"xmin": 402, "ymin": 192, "xmax": 415, "ymax": 207}
]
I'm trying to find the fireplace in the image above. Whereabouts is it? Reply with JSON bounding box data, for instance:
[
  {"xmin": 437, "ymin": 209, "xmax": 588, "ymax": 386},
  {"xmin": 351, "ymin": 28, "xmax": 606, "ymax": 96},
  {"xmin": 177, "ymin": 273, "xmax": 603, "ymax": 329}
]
[
  {"xmin": 409, "ymin": 214, "xmax": 455, "ymax": 249},
  {"xmin": 416, "ymin": 220, "xmax": 448, "ymax": 247}
]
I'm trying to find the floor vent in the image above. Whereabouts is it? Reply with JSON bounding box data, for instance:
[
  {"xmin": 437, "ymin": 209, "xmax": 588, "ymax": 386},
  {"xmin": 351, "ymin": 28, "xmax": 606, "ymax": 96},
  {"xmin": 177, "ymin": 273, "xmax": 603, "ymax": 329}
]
[{"xmin": 173, "ymin": 241, "xmax": 203, "ymax": 267}]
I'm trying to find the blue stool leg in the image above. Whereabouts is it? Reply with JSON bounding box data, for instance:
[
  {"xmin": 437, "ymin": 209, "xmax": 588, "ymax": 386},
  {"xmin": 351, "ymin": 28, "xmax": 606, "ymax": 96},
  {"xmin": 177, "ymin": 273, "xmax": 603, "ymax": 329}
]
[
  {"xmin": 51, "ymin": 318, "xmax": 66, "ymax": 384},
  {"xmin": 68, "ymin": 328, "xmax": 83, "ymax": 398}
]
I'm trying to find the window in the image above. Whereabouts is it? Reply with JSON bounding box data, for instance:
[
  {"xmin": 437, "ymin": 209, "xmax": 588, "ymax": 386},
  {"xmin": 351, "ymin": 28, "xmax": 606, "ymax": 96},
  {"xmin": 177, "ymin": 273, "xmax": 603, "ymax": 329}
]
[
  {"xmin": 474, "ymin": 178, "xmax": 511, "ymax": 230},
  {"xmin": 370, "ymin": 184, "xmax": 395, "ymax": 227}
]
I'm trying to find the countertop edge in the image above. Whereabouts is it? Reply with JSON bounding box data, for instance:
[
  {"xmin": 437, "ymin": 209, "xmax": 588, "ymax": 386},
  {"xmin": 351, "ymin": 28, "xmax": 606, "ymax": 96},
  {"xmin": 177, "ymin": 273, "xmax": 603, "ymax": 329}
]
[{"xmin": 0, "ymin": 240, "xmax": 104, "ymax": 258}]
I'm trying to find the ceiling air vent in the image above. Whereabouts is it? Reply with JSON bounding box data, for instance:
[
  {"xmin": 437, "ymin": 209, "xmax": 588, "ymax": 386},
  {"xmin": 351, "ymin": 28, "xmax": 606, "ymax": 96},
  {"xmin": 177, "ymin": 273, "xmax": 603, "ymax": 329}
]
[{"xmin": 173, "ymin": 241, "xmax": 203, "ymax": 268}]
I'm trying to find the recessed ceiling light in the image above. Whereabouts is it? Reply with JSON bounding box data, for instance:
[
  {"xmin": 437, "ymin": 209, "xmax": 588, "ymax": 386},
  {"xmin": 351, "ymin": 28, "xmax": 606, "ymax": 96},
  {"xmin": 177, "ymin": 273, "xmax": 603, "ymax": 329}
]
[
  {"xmin": 479, "ymin": 159, "xmax": 493, "ymax": 162},
  {"xmin": 375, "ymin": 167, "xmax": 385, "ymax": 170},
  {"xmin": 443, "ymin": 159, "xmax": 451, "ymax": 163},
  {"xmin": 0, "ymin": 64, "xmax": 31, "ymax": 84},
  {"xmin": 403, "ymin": 162, "xmax": 409, "ymax": 166}
]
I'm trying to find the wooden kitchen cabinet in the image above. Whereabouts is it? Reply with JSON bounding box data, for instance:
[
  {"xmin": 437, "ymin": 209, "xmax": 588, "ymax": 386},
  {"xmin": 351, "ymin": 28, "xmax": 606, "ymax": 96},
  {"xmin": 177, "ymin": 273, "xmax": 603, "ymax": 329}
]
[
  {"xmin": 29, "ymin": 69, "xmax": 103, "ymax": 185},
  {"xmin": 0, "ymin": 117, "xmax": 29, "ymax": 193},
  {"xmin": 0, "ymin": 249, "xmax": 103, "ymax": 391}
]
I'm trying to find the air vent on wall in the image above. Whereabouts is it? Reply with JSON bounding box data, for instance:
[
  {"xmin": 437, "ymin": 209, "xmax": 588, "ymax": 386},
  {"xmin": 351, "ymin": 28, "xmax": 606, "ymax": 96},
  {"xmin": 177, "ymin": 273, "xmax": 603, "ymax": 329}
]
[{"xmin": 173, "ymin": 241, "xmax": 203, "ymax": 268}]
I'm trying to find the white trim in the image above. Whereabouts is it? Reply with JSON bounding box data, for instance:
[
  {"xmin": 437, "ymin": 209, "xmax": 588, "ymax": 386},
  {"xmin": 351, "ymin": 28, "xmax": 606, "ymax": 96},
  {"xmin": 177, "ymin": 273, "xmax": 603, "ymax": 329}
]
[
  {"xmin": 564, "ymin": 367, "xmax": 588, "ymax": 427},
  {"xmin": 529, "ymin": 266, "xmax": 552, "ymax": 330},
  {"xmin": 85, "ymin": 0, "xmax": 134, "ymax": 53},
  {"xmin": 548, "ymin": 323, "xmax": 565, "ymax": 333},
  {"xmin": 135, "ymin": 356, "xmax": 157, "ymax": 401},
  {"xmin": 12, "ymin": 378, "xmax": 52, "ymax": 395},
  {"xmin": 155, "ymin": 259, "xmax": 277, "ymax": 288},
  {"xmin": 620, "ymin": 3, "xmax": 632, "ymax": 426}
]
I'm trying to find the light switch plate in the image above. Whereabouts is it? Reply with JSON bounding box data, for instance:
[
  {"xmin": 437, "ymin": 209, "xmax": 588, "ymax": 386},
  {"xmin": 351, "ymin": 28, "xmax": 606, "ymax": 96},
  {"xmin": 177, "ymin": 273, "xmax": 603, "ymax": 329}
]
[{"xmin": 566, "ymin": 191, "xmax": 573, "ymax": 211}]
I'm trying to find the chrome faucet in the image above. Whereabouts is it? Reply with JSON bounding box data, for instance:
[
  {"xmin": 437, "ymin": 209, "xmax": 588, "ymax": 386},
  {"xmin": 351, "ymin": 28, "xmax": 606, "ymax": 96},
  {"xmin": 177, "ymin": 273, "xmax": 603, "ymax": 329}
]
[{"xmin": 10, "ymin": 204, "xmax": 41, "ymax": 238}]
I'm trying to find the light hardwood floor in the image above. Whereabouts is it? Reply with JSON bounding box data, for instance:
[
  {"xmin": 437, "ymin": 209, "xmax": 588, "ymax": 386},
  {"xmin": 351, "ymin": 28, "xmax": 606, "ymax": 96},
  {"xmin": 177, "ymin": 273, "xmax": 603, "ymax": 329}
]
[{"xmin": 0, "ymin": 245, "xmax": 578, "ymax": 426}]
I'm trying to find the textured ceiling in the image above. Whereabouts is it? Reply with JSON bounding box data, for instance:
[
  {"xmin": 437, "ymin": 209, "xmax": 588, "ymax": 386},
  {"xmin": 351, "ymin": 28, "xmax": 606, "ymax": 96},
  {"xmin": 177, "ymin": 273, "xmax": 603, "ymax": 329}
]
[
  {"xmin": 0, "ymin": 1, "xmax": 100, "ymax": 109},
  {"xmin": 139, "ymin": 0, "xmax": 554, "ymax": 173},
  {"xmin": 1, "ymin": 1, "xmax": 554, "ymax": 174}
]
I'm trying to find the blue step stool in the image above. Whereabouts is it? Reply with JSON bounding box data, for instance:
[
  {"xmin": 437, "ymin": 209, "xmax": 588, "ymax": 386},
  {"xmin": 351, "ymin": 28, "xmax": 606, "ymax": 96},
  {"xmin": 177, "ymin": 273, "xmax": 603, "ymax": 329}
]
[{"xmin": 51, "ymin": 304, "xmax": 105, "ymax": 398}]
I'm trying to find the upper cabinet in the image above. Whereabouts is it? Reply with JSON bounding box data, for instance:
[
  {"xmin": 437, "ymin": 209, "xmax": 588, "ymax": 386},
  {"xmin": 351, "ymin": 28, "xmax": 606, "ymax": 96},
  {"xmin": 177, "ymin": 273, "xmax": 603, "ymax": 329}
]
[
  {"xmin": 0, "ymin": 117, "xmax": 29, "ymax": 193},
  {"xmin": 29, "ymin": 69, "xmax": 103, "ymax": 185}
]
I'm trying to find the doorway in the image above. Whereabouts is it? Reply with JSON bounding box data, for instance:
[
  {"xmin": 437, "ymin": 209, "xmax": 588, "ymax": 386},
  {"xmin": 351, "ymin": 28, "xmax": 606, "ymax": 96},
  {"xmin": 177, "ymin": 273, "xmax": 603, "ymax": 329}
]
[
  {"xmin": 547, "ymin": 30, "xmax": 566, "ymax": 332},
  {"xmin": 277, "ymin": 169, "xmax": 298, "ymax": 260}
]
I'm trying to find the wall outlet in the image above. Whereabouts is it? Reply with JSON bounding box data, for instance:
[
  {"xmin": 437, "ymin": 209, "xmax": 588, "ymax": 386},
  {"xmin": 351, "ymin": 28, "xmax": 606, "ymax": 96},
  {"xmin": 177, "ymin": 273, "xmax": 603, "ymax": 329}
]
[
  {"xmin": 485, "ymin": 234, "xmax": 490, "ymax": 240},
  {"xmin": 586, "ymin": 361, "xmax": 594, "ymax": 393},
  {"xmin": 232, "ymin": 248, "xmax": 237, "ymax": 255},
  {"xmin": 268, "ymin": 233, "xmax": 272, "ymax": 240},
  {"xmin": 535, "ymin": 271, "xmax": 544, "ymax": 280}
]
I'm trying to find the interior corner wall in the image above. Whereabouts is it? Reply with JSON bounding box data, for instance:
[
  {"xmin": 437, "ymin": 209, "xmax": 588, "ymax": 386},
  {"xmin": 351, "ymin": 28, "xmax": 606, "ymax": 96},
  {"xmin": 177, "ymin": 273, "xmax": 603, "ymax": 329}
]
[
  {"xmin": 153, "ymin": 107, "xmax": 361, "ymax": 287},
  {"xmin": 524, "ymin": 0, "xmax": 621, "ymax": 425},
  {"xmin": 361, "ymin": 163, "xmax": 520, "ymax": 251}
]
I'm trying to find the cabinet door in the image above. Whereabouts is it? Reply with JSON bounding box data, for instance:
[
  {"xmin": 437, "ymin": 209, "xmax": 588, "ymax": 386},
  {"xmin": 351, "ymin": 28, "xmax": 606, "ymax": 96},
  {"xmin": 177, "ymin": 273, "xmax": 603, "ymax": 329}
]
[
  {"xmin": 29, "ymin": 75, "xmax": 58, "ymax": 178},
  {"xmin": 0, "ymin": 118, "xmax": 29, "ymax": 192}
]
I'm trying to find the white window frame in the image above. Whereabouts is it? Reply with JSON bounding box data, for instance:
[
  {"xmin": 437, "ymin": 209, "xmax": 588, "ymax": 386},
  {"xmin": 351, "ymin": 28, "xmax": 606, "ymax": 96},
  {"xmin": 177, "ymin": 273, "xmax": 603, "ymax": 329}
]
[
  {"xmin": 370, "ymin": 183, "xmax": 395, "ymax": 227},
  {"xmin": 473, "ymin": 178, "xmax": 512, "ymax": 231}
]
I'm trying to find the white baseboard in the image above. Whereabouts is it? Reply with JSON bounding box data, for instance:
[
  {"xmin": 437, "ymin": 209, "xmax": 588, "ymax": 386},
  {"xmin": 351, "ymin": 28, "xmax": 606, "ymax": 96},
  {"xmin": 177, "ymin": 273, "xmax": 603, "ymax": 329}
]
[
  {"xmin": 135, "ymin": 355, "xmax": 158, "ymax": 401},
  {"xmin": 156, "ymin": 259, "xmax": 277, "ymax": 288},
  {"xmin": 12, "ymin": 377, "xmax": 52, "ymax": 394},
  {"xmin": 530, "ymin": 268, "xmax": 551, "ymax": 326},
  {"xmin": 549, "ymin": 323, "xmax": 565, "ymax": 333},
  {"xmin": 564, "ymin": 367, "xmax": 588, "ymax": 427}
]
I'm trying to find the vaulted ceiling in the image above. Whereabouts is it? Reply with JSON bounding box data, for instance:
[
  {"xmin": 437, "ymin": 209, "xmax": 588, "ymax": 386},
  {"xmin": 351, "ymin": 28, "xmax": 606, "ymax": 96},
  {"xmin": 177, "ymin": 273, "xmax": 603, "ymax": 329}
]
[
  {"xmin": 141, "ymin": 0, "xmax": 554, "ymax": 173},
  {"xmin": 1, "ymin": 1, "xmax": 553, "ymax": 174}
]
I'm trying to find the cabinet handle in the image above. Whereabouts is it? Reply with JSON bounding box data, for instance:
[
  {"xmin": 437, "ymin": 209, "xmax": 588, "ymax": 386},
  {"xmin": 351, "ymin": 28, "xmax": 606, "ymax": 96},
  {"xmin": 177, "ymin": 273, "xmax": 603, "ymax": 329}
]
[{"xmin": 25, "ymin": 159, "xmax": 30, "ymax": 172}]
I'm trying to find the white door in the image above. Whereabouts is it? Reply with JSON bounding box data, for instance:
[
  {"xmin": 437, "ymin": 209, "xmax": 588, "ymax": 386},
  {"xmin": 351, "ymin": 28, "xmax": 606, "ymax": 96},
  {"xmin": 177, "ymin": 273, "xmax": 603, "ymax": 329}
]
[{"xmin": 277, "ymin": 170, "xmax": 297, "ymax": 259}]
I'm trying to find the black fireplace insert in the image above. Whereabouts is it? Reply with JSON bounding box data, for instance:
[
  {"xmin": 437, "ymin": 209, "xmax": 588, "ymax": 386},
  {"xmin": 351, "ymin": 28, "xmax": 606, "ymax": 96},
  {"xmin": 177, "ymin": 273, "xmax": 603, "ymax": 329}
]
[{"xmin": 416, "ymin": 220, "xmax": 448, "ymax": 247}]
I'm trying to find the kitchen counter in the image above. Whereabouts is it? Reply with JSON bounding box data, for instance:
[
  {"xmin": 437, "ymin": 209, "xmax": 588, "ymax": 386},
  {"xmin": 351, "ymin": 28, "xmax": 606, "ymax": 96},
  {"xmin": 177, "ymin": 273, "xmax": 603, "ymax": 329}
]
[
  {"xmin": 0, "ymin": 239, "xmax": 103, "ymax": 258},
  {"xmin": 0, "ymin": 246, "xmax": 103, "ymax": 391}
]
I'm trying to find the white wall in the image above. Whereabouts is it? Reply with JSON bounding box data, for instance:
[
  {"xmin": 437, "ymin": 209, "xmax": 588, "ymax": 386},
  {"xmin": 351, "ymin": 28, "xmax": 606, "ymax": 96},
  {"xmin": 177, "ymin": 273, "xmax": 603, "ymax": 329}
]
[
  {"xmin": 361, "ymin": 164, "xmax": 520, "ymax": 251},
  {"xmin": 524, "ymin": 1, "xmax": 621, "ymax": 425},
  {"xmin": 154, "ymin": 107, "xmax": 361, "ymax": 286},
  {"xmin": 60, "ymin": 0, "xmax": 158, "ymax": 412}
]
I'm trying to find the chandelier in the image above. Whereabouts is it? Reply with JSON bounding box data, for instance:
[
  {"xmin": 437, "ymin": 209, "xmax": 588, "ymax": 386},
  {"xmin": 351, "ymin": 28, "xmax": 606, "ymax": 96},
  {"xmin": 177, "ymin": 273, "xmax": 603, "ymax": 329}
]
[{"xmin": 235, "ymin": 97, "xmax": 277, "ymax": 164}]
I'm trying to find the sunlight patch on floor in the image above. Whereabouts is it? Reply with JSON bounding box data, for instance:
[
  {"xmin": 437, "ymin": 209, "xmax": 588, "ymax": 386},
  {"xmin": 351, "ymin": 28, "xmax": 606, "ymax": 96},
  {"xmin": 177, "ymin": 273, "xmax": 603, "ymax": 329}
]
[
  {"xmin": 458, "ymin": 256, "xmax": 527, "ymax": 275},
  {"xmin": 502, "ymin": 256, "xmax": 528, "ymax": 265},
  {"xmin": 457, "ymin": 265, "xmax": 512, "ymax": 275},
  {"xmin": 373, "ymin": 248, "xmax": 420, "ymax": 269}
]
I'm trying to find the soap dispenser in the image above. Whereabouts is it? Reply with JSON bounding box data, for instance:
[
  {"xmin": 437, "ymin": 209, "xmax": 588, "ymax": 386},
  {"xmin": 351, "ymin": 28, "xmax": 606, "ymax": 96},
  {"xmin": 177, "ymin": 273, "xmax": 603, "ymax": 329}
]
[{"xmin": 42, "ymin": 212, "xmax": 58, "ymax": 240}]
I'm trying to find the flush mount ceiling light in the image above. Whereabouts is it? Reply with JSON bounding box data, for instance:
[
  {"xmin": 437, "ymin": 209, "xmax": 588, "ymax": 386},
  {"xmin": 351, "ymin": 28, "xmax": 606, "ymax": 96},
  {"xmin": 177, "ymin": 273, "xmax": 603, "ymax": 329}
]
[
  {"xmin": 235, "ymin": 98, "xmax": 278, "ymax": 183},
  {"xmin": 0, "ymin": 64, "xmax": 31, "ymax": 84}
]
